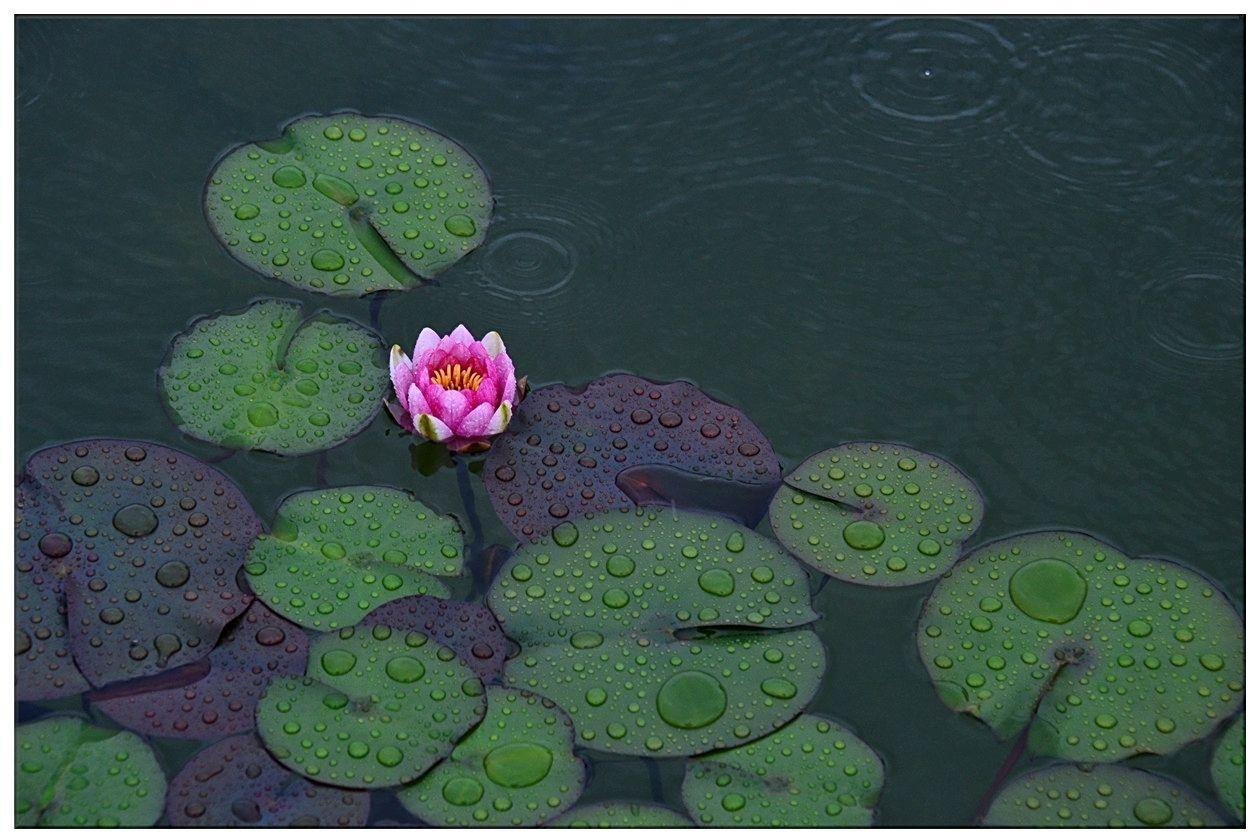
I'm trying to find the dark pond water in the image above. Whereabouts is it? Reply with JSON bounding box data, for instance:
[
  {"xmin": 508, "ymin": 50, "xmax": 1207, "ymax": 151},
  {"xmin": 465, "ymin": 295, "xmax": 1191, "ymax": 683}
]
[{"xmin": 16, "ymin": 16, "xmax": 1243, "ymax": 827}]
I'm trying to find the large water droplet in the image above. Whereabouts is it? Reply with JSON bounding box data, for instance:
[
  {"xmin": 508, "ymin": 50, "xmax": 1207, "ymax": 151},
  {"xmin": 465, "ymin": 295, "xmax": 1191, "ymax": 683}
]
[
  {"xmin": 656, "ymin": 671, "xmax": 727, "ymax": 729},
  {"xmin": 1009, "ymin": 558, "xmax": 1087, "ymax": 624}
]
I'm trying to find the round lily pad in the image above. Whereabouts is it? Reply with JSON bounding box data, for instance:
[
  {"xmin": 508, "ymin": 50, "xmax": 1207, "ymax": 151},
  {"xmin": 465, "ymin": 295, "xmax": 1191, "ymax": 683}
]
[
  {"xmin": 16, "ymin": 716, "xmax": 166, "ymax": 827},
  {"xmin": 16, "ymin": 439, "xmax": 257, "ymax": 693},
  {"xmin": 166, "ymin": 734, "xmax": 370, "ymax": 827},
  {"xmin": 159, "ymin": 298, "xmax": 387, "ymax": 455},
  {"xmin": 769, "ymin": 442, "xmax": 983, "ymax": 586},
  {"xmin": 1211, "ymin": 714, "xmax": 1244, "ymax": 821},
  {"xmin": 484, "ymin": 374, "xmax": 781, "ymax": 543},
  {"xmin": 256, "ymin": 623, "xmax": 486, "ymax": 788},
  {"xmin": 550, "ymin": 802, "xmax": 693, "ymax": 827},
  {"xmin": 398, "ymin": 687, "xmax": 585, "ymax": 826},
  {"xmin": 489, "ymin": 508, "xmax": 824, "ymax": 757},
  {"xmin": 93, "ymin": 601, "xmax": 308, "ymax": 739},
  {"xmin": 205, "ymin": 111, "xmax": 492, "ymax": 296},
  {"xmin": 364, "ymin": 595, "xmax": 509, "ymax": 680},
  {"xmin": 245, "ymin": 486, "xmax": 464, "ymax": 631},
  {"xmin": 982, "ymin": 764, "xmax": 1223, "ymax": 827},
  {"xmin": 682, "ymin": 714, "xmax": 884, "ymax": 827},
  {"xmin": 918, "ymin": 531, "xmax": 1245, "ymax": 761}
]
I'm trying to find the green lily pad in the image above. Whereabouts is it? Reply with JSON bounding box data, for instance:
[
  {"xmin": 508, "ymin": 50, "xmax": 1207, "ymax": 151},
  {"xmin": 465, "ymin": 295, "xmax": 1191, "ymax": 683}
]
[
  {"xmin": 1211, "ymin": 714, "xmax": 1244, "ymax": 821},
  {"xmin": 16, "ymin": 716, "xmax": 166, "ymax": 827},
  {"xmin": 769, "ymin": 442, "xmax": 983, "ymax": 586},
  {"xmin": 982, "ymin": 764, "xmax": 1223, "ymax": 827},
  {"xmin": 918, "ymin": 531, "xmax": 1245, "ymax": 761},
  {"xmin": 489, "ymin": 508, "xmax": 824, "ymax": 757},
  {"xmin": 244, "ymin": 486, "xmax": 464, "ymax": 630},
  {"xmin": 682, "ymin": 714, "xmax": 884, "ymax": 827},
  {"xmin": 550, "ymin": 802, "xmax": 693, "ymax": 827},
  {"xmin": 159, "ymin": 298, "xmax": 387, "ymax": 455},
  {"xmin": 398, "ymin": 687, "xmax": 585, "ymax": 826},
  {"xmin": 257, "ymin": 623, "xmax": 485, "ymax": 788},
  {"xmin": 205, "ymin": 111, "xmax": 492, "ymax": 296}
]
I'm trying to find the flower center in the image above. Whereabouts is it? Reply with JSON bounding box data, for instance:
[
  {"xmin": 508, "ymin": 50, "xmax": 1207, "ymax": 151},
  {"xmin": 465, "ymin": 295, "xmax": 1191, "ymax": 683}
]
[{"xmin": 431, "ymin": 362, "xmax": 484, "ymax": 392}]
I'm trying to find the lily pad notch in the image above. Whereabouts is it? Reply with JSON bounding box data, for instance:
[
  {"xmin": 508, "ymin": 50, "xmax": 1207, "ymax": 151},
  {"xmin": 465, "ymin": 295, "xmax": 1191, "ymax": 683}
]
[{"xmin": 205, "ymin": 111, "xmax": 493, "ymax": 296}]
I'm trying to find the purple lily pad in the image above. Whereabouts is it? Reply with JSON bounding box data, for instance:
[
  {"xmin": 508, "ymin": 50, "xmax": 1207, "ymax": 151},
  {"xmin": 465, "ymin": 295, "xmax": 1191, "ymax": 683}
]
[
  {"xmin": 484, "ymin": 374, "xmax": 781, "ymax": 543},
  {"xmin": 362, "ymin": 595, "xmax": 509, "ymax": 680},
  {"xmin": 91, "ymin": 601, "xmax": 308, "ymax": 739},
  {"xmin": 166, "ymin": 734, "xmax": 370, "ymax": 827},
  {"xmin": 16, "ymin": 439, "xmax": 258, "ymax": 694}
]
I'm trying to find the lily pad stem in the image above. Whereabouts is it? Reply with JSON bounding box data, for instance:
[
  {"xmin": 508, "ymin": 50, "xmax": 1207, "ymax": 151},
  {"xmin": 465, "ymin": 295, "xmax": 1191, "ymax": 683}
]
[{"xmin": 456, "ymin": 457, "xmax": 486, "ymax": 591}]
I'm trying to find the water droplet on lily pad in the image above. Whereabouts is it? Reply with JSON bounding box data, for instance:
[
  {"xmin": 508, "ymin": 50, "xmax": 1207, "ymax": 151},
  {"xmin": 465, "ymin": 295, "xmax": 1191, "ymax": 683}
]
[{"xmin": 549, "ymin": 801, "xmax": 692, "ymax": 827}]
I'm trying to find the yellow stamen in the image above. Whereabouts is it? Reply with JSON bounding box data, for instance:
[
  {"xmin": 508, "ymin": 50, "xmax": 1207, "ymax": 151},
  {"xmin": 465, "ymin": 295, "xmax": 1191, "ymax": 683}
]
[{"xmin": 431, "ymin": 361, "xmax": 484, "ymax": 391}]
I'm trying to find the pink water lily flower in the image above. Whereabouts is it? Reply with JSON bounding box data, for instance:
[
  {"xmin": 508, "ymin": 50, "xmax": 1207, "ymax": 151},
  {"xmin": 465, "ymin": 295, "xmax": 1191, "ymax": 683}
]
[{"xmin": 387, "ymin": 325, "xmax": 521, "ymax": 453}]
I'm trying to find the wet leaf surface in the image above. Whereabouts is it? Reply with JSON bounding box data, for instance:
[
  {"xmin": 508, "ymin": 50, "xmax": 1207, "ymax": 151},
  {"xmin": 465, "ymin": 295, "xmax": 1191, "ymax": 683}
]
[
  {"xmin": 205, "ymin": 112, "xmax": 492, "ymax": 296},
  {"xmin": 159, "ymin": 298, "xmax": 387, "ymax": 455},
  {"xmin": 550, "ymin": 801, "xmax": 693, "ymax": 827},
  {"xmin": 1210, "ymin": 713, "xmax": 1244, "ymax": 821},
  {"xmin": 484, "ymin": 374, "xmax": 780, "ymax": 543},
  {"xmin": 364, "ymin": 595, "xmax": 509, "ymax": 680},
  {"xmin": 489, "ymin": 508, "xmax": 823, "ymax": 757}
]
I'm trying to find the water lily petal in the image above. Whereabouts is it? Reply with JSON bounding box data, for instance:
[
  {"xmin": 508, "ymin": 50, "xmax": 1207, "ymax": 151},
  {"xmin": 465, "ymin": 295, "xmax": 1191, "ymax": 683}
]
[
  {"xmin": 437, "ymin": 389, "xmax": 471, "ymax": 426},
  {"xmin": 480, "ymin": 331, "xmax": 506, "ymax": 358},
  {"xmin": 485, "ymin": 401, "xmax": 513, "ymax": 436},
  {"xmin": 415, "ymin": 413, "xmax": 454, "ymax": 442},
  {"xmin": 449, "ymin": 324, "xmax": 475, "ymax": 345},
  {"xmin": 491, "ymin": 353, "xmax": 517, "ymax": 405},
  {"xmin": 413, "ymin": 327, "xmax": 441, "ymax": 360},
  {"xmin": 390, "ymin": 346, "xmax": 414, "ymax": 406},
  {"xmin": 407, "ymin": 383, "xmax": 429, "ymax": 416},
  {"xmin": 457, "ymin": 403, "xmax": 494, "ymax": 437}
]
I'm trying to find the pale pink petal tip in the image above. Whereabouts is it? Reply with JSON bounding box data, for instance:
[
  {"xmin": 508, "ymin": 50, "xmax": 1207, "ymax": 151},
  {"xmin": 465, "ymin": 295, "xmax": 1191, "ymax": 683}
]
[
  {"xmin": 449, "ymin": 324, "xmax": 475, "ymax": 345},
  {"xmin": 480, "ymin": 331, "xmax": 506, "ymax": 358},
  {"xmin": 413, "ymin": 327, "xmax": 441, "ymax": 359},
  {"xmin": 484, "ymin": 402, "xmax": 513, "ymax": 436},
  {"xmin": 415, "ymin": 413, "xmax": 454, "ymax": 442}
]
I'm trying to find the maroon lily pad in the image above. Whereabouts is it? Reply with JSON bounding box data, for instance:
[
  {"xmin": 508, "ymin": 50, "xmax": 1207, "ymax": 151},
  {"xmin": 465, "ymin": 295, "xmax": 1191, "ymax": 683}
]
[
  {"xmin": 91, "ymin": 601, "xmax": 308, "ymax": 739},
  {"xmin": 362, "ymin": 595, "xmax": 509, "ymax": 680},
  {"xmin": 166, "ymin": 734, "xmax": 370, "ymax": 827},
  {"xmin": 16, "ymin": 439, "xmax": 258, "ymax": 692},
  {"xmin": 483, "ymin": 374, "xmax": 781, "ymax": 543}
]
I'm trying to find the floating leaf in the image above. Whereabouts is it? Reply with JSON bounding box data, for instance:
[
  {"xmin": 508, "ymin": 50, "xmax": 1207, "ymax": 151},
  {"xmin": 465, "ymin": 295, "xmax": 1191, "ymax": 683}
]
[
  {"xmin": 918, "ymin": 531, "xmax": 1245, "ymax": 761},
  {"xmin": 1211, "ymin": 714, "xmax": 1244, "ymax": 821},
  {"xmin": 159, "ymin": 299, "xmax": 387, "ymax": 455},
  {"xmin": 982, "ymin": 764, "xmax": 1222, "ymax": 827},
  {"xmin": 364, "ymin": 595, "xmax": 509, "ymax": 680},
  {"xmin": 245, "ymin": 486, "xmax": 464, "ymax": 631},
  {"xmin": 550, "ymin": 802, "xmax": 693, "ymax": 827},
  {"xmin": 16, "ymin": 439, "xmax": 256, "ymax": 693},
  {"xmin": 166, "ymin": 734, "xmax": 370, "ymax": 827},
  {"xmin": 484, "ymin": 374, "xmax": 781, "ymax": 543},
  {"xmin": 489, "ymin": 508, "xmax": 823, "ymax": 757},
  {"xmin": 398, "ymin": 687, "xmax": 585, "ymax": 826},
  {"xmin": 682, "ymin": 714, "xmax": 883, "ymax": 827},
  {"xmin": 769, "ymin": 442, "xmax": 983, "ymax": 586},
  {"xmin": 205, "ymin": 111, "xmax": 492, "ymax": 296},
  {"xmin": 257, "ymin": 623, "xmax": 485, "ymax": 788},
  {"xmin": 16, "ymin": 716, "xmax": 166, "ymax": 827},
  {"xmin": 92, "ymin": 601, "xmax": 308, "ymax": 739}
]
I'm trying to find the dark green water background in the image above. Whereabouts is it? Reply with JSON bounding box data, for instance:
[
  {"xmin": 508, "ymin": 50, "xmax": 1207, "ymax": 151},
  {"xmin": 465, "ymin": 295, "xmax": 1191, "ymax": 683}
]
[{"xmin": 16, "ymin": 16, "xmax": 1244, "ymax": 826}]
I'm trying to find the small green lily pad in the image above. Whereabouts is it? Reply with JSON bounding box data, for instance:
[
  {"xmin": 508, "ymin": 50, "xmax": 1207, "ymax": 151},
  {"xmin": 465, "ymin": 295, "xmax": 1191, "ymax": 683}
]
[
  {"xmin": 1211, "ymin": 714, "xmax": 1244, "ymax": 821},
  {"xmin": 398, "ymin": 687, "xmax": 585, "ymax": 826},
  {"xmin": 983, "ymin": 764, "xmax": 1223, "ymax": 827},
  {"xmin": 682, "ymin": 714, "xmax": 884, "ymax": 826},
  {"xmin": 205, "ymin": 112, "xmax": 492, "ymax": 296},
  {"xmin": 769, "ymin": 442, "xmax": 983, "ymax": 586},
  {"xmin": 16, "ymin": 716, "xmax": 166, "ymax": 827},
  {"xmin": 257, "ymin": 624, "xmax": 485, "ymax": 788},
  {"xmin": 919, "ymin": 531, "xmax": 1245, "ymax": 761},
  {"xmin": 159, "ymin": 298, "xmax": 387, "ymax": 455},
  {"xmin": 489, "ymin": 508, "xmax": 824, "ymax": 757},
  {"xmin": 245, "ymin": 486, "xmax": 464, "ymax": 630},
  {"xmin": 550, "ymin": 802, "xmax": 693, "ymax": 827}
]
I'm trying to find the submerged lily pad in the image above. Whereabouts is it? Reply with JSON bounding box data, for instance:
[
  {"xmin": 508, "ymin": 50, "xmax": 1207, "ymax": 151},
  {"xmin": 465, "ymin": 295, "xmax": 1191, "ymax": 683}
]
[
  {"xmin": 364, "ymin": 595, "xmax": 509, "ymax": 680},
  {"xmin": 682, "ymin": 714, "xmax": 883, "ymax": 827},
  {"xmin": 257, "ymin": 623, "xmax": 485, "ymax": 788},
  {"xmin": 398, "ymin": 687, "xmax": 585, "ymax": 826},
  {"xmin": 16, "ymin": 439, "xmax": 257, "ymax": 694},
  {"xmin": 1211, "ymin": 714, "xmax": 1244, "ymax": 821},
  {"xmin": 93, "ymin": 601, "xmax": 308, "ymax": 739},
  {"xmin": 550, "ymin": 802, "xmax": 693, "ymax": 827},
  {"xmin": 166, "ymin": 734, "xmax": 370, "ymax": 827},
  {"xmin": 484, "ymin": 374, "xmax": 781, "ymax": 543},
  {"xmin": 205, "ymin": 111, "xmax": 492, "ymax": 296},
  {"xmin": 245, "ymin": 486, "xmax": 464, "ymax": 630},
  {"xmin": 769, "ymin": 442, "xmax": 983, "ymax": 586},
  {"xmin": 918, "ymin": 531, "xmax": 1244, "ymax": 761},
  {"xmin": 159, "ymin": 298, "xmax": 387, "ymax": 455},
  {"xmin": 982, "ymin": 764, "xmax": 1222, "ymax": 827},
  {"xmin": 16, "ymin": 716, "xmax": 166, "ymax": 827},
  {"xmin": 489, "ymin": 508, "xmax": 823, "ymax": 757}
]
